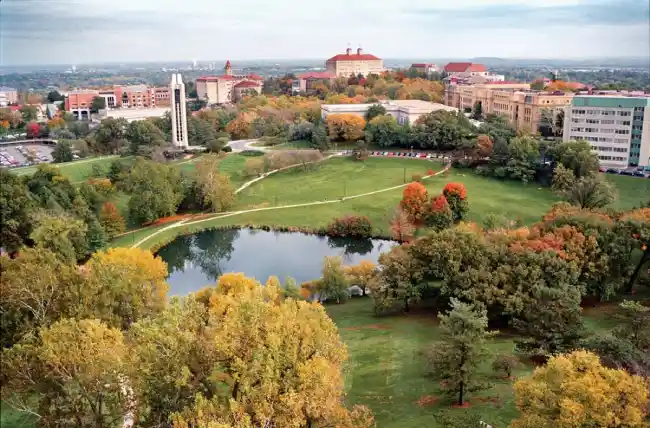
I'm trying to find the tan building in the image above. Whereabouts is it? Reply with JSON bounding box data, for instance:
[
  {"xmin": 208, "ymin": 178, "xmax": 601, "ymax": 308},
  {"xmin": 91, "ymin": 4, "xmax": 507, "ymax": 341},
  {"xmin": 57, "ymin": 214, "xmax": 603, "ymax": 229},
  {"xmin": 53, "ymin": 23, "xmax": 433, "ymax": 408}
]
[
  {"xmin": 322, "ymin": 100, "xmax": 458, "ymax": 126},
  {"xmin": 196, "ymin": 61, "xmax": 263, "ymax": 105},
  {"xmin": 445, "ymin": 82, "xmax": 574, "ymax": 133},
  {"xmin": 0, "ymin": 86, "xmax": 18, "ymax": 107},
  {"xmin": 325, "ymin": 48, "xmax": 383, "ymax": 77}
]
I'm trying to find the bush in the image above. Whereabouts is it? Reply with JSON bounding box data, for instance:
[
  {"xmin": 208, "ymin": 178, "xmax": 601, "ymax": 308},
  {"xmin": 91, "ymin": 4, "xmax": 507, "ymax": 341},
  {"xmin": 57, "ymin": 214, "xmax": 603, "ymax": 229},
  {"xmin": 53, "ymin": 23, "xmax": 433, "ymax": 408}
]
[
  {"xmin": 214, "ymin": 131, "xmax": 230, "ymax": 140},
  {"xmin": 241, "ymin": 150, "xmax": 268, "ymax": 157},
  {"xmin": 411, "ymin": 174, "xmax": 422, "ymax": 183},
  {"xmin": 327, "ymin": 215, "xmax": 373, "ymax": 238},
  {"xmin": 492, "ymin": 354, "xmax": 521, "ymax": 378},
  {"xmin": 222, "ymin": 146, "xmax": 233, "ymax": 153}
]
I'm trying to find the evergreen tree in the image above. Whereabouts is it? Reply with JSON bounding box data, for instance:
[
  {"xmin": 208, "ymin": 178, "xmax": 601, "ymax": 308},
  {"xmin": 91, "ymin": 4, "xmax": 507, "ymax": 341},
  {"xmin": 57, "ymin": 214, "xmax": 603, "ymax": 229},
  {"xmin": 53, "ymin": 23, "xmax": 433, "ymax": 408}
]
[
  {"xmin": 86, "ymin": 217, "xmax": 107, "ymax": 254},
  {"xmin": 426, "ymin": 299, "xmax": 495, "ymax": 406},
  {"xmin": 311, "ymin": 123, "xmax": 330, "ymax": 152}
]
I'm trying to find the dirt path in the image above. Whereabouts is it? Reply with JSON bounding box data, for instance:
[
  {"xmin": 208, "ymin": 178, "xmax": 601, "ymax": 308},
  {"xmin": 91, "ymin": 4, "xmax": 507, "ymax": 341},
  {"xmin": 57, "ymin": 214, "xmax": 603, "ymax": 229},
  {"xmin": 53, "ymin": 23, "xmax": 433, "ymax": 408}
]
[{"xmin": 131, "ymin": 161, "xmax": 450, "ymax": 249}]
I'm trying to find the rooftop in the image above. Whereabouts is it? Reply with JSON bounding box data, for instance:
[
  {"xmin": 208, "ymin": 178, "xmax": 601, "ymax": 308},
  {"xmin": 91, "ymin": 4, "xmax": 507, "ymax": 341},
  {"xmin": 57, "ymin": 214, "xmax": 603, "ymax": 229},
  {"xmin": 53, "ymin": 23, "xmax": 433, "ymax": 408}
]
[
  {"xmin": 0, "ymin": 86, "xmax": 17, "ymax": 92},
  {"xmin": 327, "ymin": 48, "xmax": 381, "ymax": 62},
  {"xmin": 234, "ymin": 80, "xmax": 260, "ymax": 88},
  {"xmin": 323, "ymin": 100, "xmax": 458, "ymax": 113},
  {"xmin": 297, "ymin": 71, "xmax": 336, "ymax": 79},
  {"xmin": 121, "ymin": 85, "xmax": 150, "ymax": 92}
]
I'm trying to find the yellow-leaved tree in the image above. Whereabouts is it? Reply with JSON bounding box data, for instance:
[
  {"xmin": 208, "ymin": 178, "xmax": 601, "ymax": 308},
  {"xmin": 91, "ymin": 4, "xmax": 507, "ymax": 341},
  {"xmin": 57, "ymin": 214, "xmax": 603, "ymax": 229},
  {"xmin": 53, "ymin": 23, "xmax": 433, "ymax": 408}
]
[
  {"xmin": 130, "ymin": 273, "xmax": 373, "ymax": 428},
  {"xmin": 345, "ymin": 260, "xmax": 377, "ymax": 296},
  {"xmin": 511, "ymin": 350, "xmax": 649, "ymax": 428},
  {"xmin": 325, "ymin": 113, "xmax": 366, "ymax": 141},
  {"xmin": 196, "ymin": 154, "xmax": 236, "ymax": 212}
]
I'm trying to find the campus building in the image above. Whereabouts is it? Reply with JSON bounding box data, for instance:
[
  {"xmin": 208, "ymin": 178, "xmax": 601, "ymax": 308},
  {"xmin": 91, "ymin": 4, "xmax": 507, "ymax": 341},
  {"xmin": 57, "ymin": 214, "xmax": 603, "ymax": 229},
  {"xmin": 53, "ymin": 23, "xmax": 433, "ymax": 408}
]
[
  {"xmin": 321, "ymin": 100, "xmax": 458, "ymax": 126},
  {"xmin": 195, "ymin": 61, "xmax": 264, "ymax": 105},
  {"xmin": 64, "ymin": 85, "xmax": 171, "ymax": 120},
  {"xmin": 563, "ymin": 94, "xmax": 650, "ymax": 170},
  {"xmin": 292, "ymin": 72, "xmax": 336, "ymax": 94},
  {"xmin": 443, "ymin": 62, "xmax": 505, "ymax": 83},
  {"xmin": 445, "ymin": 82, "xmax": 574, "ymax": 134},
  {"xmin": 0, "ymin": 86, "xmax": 18, "ymax": 107},
  {"xmin": 411, "ymin": 63, "xmax": 439, "ymax": 75},
  {"xmin": 325, "ymin": 48, "xmax": 384, "ymax": 77}
]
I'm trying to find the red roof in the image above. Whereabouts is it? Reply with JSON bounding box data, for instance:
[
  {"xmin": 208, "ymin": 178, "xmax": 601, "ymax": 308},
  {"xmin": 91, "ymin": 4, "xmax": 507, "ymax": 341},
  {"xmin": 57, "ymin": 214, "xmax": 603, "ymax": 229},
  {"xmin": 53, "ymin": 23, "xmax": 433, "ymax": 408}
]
[
  {"xmin": 466, "ymin": 63, "xmax": 487, "ymax": 72},
  {"xmin": 247, "ymin": 73, "xmax": 263, "ymax": 81},
  {"xmin": 297, "ymin": 71, "xmax": 335, "ymax": 79},
  {"xmin": 444, "ymin": 62, "xmax": 472, "ymax": 73},
  {"xmin": 411, "ymin": 63, "xmax": 433, "ymax": 68},
  {"xmin": 234, "ymin": 80, "xmax": 259, "ymax": 88},
  {"xmin": 9, "ymin": 105, "xmax": 21, "ymax": 111},
  {"xmin": 327, "ymin": 53, "xmax": 381, "ymax": 62},
  {"xmin": 225, "ymin": 60, "xmax": 231, "ymax": 67}
]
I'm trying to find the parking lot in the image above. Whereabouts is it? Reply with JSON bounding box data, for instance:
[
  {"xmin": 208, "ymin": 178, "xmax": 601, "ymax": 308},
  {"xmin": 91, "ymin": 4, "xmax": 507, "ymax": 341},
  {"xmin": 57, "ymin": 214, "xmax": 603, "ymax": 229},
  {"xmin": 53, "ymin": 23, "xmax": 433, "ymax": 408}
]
[{"xmin": 0, "ymin": 144, "xmax": 54, "ymax": 168}]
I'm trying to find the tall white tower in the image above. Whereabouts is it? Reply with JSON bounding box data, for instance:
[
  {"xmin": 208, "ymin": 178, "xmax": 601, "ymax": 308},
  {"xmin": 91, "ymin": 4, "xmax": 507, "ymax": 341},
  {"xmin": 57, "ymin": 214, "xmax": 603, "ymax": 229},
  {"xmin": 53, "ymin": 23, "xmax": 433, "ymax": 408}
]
[{"xmin": 170, "ymin": 74, "xmax": 189, "ymax": 148}]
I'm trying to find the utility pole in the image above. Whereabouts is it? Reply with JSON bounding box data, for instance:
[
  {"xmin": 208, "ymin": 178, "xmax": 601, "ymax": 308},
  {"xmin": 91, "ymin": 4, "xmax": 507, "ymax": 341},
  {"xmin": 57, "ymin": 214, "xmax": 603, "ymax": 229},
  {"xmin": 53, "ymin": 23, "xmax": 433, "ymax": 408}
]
[
  {"xmin": 343, "ymin": 180, "xmax": 346, "ymax": 198},
  {"xmin": 403, "ymin": 167, "xmax": 406, "ymax": 183}
]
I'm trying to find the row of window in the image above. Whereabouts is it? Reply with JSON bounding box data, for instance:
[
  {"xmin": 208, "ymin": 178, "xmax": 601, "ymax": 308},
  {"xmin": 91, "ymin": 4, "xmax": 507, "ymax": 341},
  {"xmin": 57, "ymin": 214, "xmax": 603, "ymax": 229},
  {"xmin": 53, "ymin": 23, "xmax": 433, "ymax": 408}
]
[
  {"xmin": 571, "ymin": 127, "xmax": 630, "ymax": 134},
  {"xmin": 573, "ymin": 109, "xmax": 632, "ymax": 117},
  {"xmin": 599, "ymin": 155, "xmax": 627, "ymax": 161},
  {"xmin": 594, "ymin": 146, "xmax": 628, "ymax": 153}
]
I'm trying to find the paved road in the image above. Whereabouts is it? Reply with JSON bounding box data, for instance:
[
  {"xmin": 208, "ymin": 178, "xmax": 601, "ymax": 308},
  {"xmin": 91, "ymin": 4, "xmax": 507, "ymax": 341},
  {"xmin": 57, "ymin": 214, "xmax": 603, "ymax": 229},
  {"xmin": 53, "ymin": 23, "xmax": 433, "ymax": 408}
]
[{"xmin": 226, "ymin": 139, "xmax": 267, "ymax": 152}]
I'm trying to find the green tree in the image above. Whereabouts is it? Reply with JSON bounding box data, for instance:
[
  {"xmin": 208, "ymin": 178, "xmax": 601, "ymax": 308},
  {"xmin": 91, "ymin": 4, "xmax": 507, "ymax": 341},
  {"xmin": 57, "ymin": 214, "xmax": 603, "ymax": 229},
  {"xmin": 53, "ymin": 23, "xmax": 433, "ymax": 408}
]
[
  {"xmin": 52, "ymin": 140, "xmax": 74, "ymax": 163},
  {"xmin": 0, "ymin": 169, "xmax": 34, "ymax": 253},
  {"xmin": 95, "ymin": 117, "xmax": 128, "ymax": 154},
  {"xmin": 612, "ymin": 300, "xmax": 650, "ymax": 350},
  {"xmin": 547, "ymin": 140, "xmax": 599, "ymax": 178},
  {"xmin": 504, "ymin": 136, "xmax": 540, "ymax": 183},
  {"xmin": 1, "ymin": 319, "xmax": 128, "ymax": 427},
  {"xmin": 195, "ymin": 154, "xmax": 236, "ymax": 212},
  {"xmin": 320, "ymin": 256, "xmax": 349, "ymax": 303},
  {"xmin": 550, "ymin": 163, "xmax": 576, "ymax": 193},
  {"xmin": 563, "ymin": 175, "xmax": 617, "ymax": 209},
  {"xmin": 414, "ymin": 110, "xmax": 475, "ymax": 150},
  {"xmin": 19, "ymin": 105, "xmax": 38, "ymax": 122},
  {"xmin": 46, "ymin": 90, "xmax": 64, "ymax": 103},
  {"xmin": 85, "ymin": 217, "xmax": 107, "ymax": 253},
  {"xmin": 364, "ymin": 103, "xmax": 387, "ymax": 122},
  {"xmin": 472, "ymin": 101, "xmax": 483, "ymax": 120},
  {"xmin": 29, "ymin": 211, "xmax": 88, "ymax": 263},
  {"xmin": 90, "ymin": 95, "xmax": 106, "ymax": 113},
  {"xmin": 311, "ymin": 122, "xmax": 331, "ymax": 151},
  {"xmin": 126, "ymin": 120, "xmax": 167, "ymax": 154},
  {"xmin": 364, "ymin": 114, "xmax": 400, "ymax": 147},
  {"xmin": 425, "ymin": 298, "xmax": 495, "ymax": 406}
]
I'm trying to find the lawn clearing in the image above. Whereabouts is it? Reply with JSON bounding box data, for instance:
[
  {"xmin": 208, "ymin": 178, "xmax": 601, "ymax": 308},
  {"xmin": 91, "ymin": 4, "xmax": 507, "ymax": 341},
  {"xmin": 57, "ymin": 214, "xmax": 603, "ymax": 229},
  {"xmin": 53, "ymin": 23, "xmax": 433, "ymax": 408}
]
[
  {"xmin": 12, "ymin": 156, "xmax": 122, "ymax": 182},
  {"xmin": 604, "ymin": 173, "xmax": 649, "ymax": 210}
]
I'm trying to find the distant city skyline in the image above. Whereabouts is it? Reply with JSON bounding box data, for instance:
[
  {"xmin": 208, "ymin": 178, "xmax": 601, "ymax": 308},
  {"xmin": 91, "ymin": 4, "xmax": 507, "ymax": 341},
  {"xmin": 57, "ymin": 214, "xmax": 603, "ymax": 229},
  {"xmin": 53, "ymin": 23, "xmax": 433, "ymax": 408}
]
[{"xmin": 1, "ymin": 0, "xmax": 648, "ymax": 66}]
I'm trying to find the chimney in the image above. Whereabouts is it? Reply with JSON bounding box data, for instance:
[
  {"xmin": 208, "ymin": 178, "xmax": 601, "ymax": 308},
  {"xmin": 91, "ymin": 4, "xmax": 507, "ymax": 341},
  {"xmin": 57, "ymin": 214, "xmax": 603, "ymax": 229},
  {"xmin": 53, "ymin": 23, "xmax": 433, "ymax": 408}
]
[
  {"xmin": 346, "ymin": 47, "xmax": 352, "ymax": 55},
  {"xmin": 357, "ymin": 47, "xmax": 363, "ymax": 55}
]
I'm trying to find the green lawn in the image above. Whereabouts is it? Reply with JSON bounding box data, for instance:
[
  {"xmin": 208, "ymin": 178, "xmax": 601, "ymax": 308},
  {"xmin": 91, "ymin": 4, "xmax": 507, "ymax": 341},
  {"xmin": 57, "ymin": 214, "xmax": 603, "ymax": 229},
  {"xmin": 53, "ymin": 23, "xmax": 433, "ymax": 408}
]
[
  {"xmin": 325, "ymin": 297, "xmax": 619, "ymax": 428},
  {"xmin": 12, "ymin": 156, "xmax": 122, "ymax": 182},
  {"xmin": 605, "ymin": 173, "xmax": 650, "ymax": 210}
]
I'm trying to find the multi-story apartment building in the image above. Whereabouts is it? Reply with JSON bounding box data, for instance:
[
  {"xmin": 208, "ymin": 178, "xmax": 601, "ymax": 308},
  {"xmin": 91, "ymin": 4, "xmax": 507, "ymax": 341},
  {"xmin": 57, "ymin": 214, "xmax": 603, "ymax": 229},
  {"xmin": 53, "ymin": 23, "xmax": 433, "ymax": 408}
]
[
  {"xmin": 65, "ymin": 85, "xmax": 171, "ymax": 119},
  {"xmin": 563, "ymin": 95, "xmax": 650, "ymax": 170},
  {"xmin": 0, "ymin": 86, "xmax": 18, "ymax": 106},
  {"xmin": 325, "ymin": 48, "xmax": 384, "ymax": 77},
  {"xmin": 292, "ymin": 72, "xmax": 336, "ymax": 94},
  {"xmin": 445, "ymin": 82, "xmax": 574, "ymax": 134},
  {"xmin": 196, "ymin": 61, "xmax": 263, "ymax": 105}
]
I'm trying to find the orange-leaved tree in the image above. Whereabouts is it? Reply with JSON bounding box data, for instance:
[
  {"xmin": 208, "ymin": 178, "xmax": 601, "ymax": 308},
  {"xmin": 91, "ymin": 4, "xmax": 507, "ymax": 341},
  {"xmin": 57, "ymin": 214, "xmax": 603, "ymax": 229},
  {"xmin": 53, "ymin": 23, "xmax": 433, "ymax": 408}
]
[
  {"xmin": 443, "ymin": 182, "xmax": 469, "ymax": 222},
  {"xmin": 425, "ymin": 194, "xmax": 453, "ymax": 231},
  {"xmin": 400, "ymin": 181, "xmax": 428, "ymax": 223},
  {"xmin": 345, "ymin": 260, "xmax": 377, "ymax": 296},
  {"xmin": 99, "ymin": 202, "xmax": 126, "ymax": 238},
  {"xmin": 390, "ymin": 207, "xmax": 416, "ymax": 242},
  {"xmin": 325, "ymin": 113, "xmax": 366, "ymax": 141}
]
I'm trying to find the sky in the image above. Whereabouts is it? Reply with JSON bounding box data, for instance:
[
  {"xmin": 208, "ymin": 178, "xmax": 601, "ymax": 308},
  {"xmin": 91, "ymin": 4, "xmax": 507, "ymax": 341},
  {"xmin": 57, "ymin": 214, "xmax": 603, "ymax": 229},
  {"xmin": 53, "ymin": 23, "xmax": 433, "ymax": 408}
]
[{"xmin": 1, "ymin": 0, "xmax": 649, "ymax": 65}]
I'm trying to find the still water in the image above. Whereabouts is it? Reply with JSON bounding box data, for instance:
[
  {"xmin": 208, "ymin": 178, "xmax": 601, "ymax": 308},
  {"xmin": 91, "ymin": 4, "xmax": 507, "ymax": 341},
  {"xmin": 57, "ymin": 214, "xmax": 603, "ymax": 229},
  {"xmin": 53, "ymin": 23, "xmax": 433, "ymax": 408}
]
[{"xmin": 156, "ymin": 228, "xmax": 397, "ymax": 296}]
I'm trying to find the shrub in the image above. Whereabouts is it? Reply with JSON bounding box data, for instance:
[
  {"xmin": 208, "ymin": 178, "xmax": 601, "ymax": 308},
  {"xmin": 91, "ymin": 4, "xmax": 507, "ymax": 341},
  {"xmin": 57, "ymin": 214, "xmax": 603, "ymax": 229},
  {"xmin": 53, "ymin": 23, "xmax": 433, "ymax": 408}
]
[
  {"xmin": 221, "ymin": 145, "xmax": 233, "ymax": 153},
  {"xmin": 424, "ymin": 194, "xmax": 453, "ymax": 231},
  {"xmin": 443, "ymin": 182, "xmax": 469, "ymax": 222},
  {"xmin": 411, "ymin": 174, "xmax": 422, "ymax": 183},
  {"xmin": 427, "ymin": 169, "xmax": 435, "ymax": 176},
  {"xmin": 327, "ymin": 215, "xmax": 373, "ymax": 238},
  {"xmin": 492, "ymin": 354, "xmax": 521, "ymax": 378},
  {"xmin": 400, "ymin": 182, "xmax": 428, "ymax": 223},
  {"xmin": 239, "ymin": 149, "xmax": 263, "ymax": 156},
  {"xmin": 214, "ymin": 131, "xmax": 230, "ymax": 140}
]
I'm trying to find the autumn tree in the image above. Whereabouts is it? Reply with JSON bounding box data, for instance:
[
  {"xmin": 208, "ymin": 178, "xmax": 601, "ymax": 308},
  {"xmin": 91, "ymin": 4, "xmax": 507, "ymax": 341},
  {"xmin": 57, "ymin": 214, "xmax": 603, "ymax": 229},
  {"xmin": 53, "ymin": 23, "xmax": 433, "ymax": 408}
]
[
  {"xmin": 325, "ymin": 113, "xmax": 366, "ymax": 141},
  {"xmin": 373, "ymin": 245, "xmax": 424, "ymax": 313},
  {"xmin": 400, "ymin": 181, "xmax": 428, "ymax": 223},
  {"xmin": 345, "ymin": 260, "xmax": 377, "ymax": 296},
  {"xmin": 99, "ymin": 202, "xmax": 126, "ymax": 238},
  {"xmin": 26, "ymin": 121, "xmax": 40, "ymax": 138},
  {"xmin": 511, "ymin": 351, "xmax": 649, "ymax": 428},
  {"xmin": 442, "ymin": 182, "xmax": 469, "ymax": 222},
  {"xmin": 195, "ymin": 154, "xmax": 236, "ymax": 212},
  {"xmin": 550, "ymin": 163, "xmax": 576, "ymax": 193},
  {"xmin": 320, "ymin": 256, "xmax": 349, "ymax": 303},
  {"xmin": 389, "ymin": 207, "xmax": 416, "ymax": 242},
  {"xmin": 131, "ymin": 274, "xmax": 372, "ymax": 427},
  {"xmin": 424, "ymin": 194, "xmax": 453, "ymax": 231},
  {"xmin": 2, "ymin": 319, "xmax": 129, "ymax": 427},
  {"xmin": 225, "ymin": 111, "xmax": 255, "ymax": 139},
  {"xmin": 85, "ymin": 247, "xmax": 169, "ymax": 329},
  {"xmin": 426, "ymin": 299, "xmax": 495, "ymax": 406}
]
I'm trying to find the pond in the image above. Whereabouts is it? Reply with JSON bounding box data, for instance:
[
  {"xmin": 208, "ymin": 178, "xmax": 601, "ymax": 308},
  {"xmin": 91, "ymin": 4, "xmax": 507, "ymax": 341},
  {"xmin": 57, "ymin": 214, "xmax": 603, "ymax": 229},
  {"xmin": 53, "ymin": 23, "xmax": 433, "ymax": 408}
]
[{"xmin": 156, "ymin": 228, "xmax": 397, "ymax": 296}]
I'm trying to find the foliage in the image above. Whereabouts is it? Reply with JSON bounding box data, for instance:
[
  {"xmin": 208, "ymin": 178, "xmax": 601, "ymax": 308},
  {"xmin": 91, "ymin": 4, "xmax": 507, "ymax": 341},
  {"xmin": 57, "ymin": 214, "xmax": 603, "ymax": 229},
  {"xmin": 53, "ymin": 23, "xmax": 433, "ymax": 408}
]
[
  {"xmin": 373, "ymin": 245, "xmax": 423, "ymax": 313},
  {"xmin": 99, "ymin": 202, "xmax": 126, "ymax": 238},
  {"xmin": 364, "ymin": 104, "xmax": 387, "ymax": 122},
  {"xmin": 550, "ymin": 164, "xmax": 575, "ymax": 193},
  {"xmin": 243, "ymin": 157, "xmax": 265, "ymax": 177},
  {"xmin": 364, "ymin": 114, "xmax": 402, "ymax": 147},
  {"xmin": 344, "ymin": 261, "xmax": 377, "ymax": 297},
  {"xmin": 325, "ymin": 114, "xmax": 366, "ymax": 141},
  {"xmin": 195, "ymin": 154, "xmax": 236, "ymax": 212},
  {"xmin": 547, "ymin": 140, "xmax": 599, "ymax": 178},
  {"xmin": 563, "ymin": 175, "xmax": 617, "ymax": 209},
  {"xmin": 90, "ymin": 95, "xmax": 106, "ymax": 112},
  {"xmin": 612, "ymin": 300, "xmax": 650, "ymax": 350},
  {"xmin": 311, "ymin": 122, "xmax": 331, "ymax": 151},
  {"xmin": 352, "ymin": 140, "xmax": 370, "ymax": 161},
  {"xmin": 327, "ymin": 215, "xmax": 373, "ymax": 238},
  {"xmin": 389, "ymin": 208, "xmax": 415, "ymax": 242},
  {"xmin": 425, "ymin": 299, "xmax": 495, "ymax": 405},
  {"xmin": 126, "ymin": 120, "xmax": 167, "ymax": 154},
  {"xmin": 95, "ymin": 117, "xmax": 128, "ymax": 154},
  {"xmin": 52, "ymin": 140, "xmax": 74, "ymax": 163},
  {"xmin": 442, "ymin": 182, "xmax": 469, "ymax": 222},
  {"xmin": 492, "ymin": 354, "xmax": 521, "ymax": 378},
  {"xmin": 225, "ymin": 111, "xmax": 255, "ymax": 140},
  {"xmin": 582, "ymin": 334, "xmax": 650, "ymax": 377},
  {"xmin": 0, "ymin": 168, "xmax": 34, "ymax": 253},
  {"xmin": 424, "ymin": 194, "xmax": 453, "ymax": 231},
  {"xmin": 413, "ymin": 110, "xmax": 475, "ymax": 150},
  {"xmin": 1, "ymin": 318, "xmax": 128, "ymax": 427},
  {"xmin": 320, "ymin": 256, "xmax": 350, "ymax": 304},
  {"xmin": 30, "ymin": 211, "xmax": 88, "ymax": 263},
  {"xmin": 400, "ymin": 182, "xmax": 428, "ymax": 223},
  {"xmin": 511, "ymin": 350, "xmax": 649, "ymax": 428}
]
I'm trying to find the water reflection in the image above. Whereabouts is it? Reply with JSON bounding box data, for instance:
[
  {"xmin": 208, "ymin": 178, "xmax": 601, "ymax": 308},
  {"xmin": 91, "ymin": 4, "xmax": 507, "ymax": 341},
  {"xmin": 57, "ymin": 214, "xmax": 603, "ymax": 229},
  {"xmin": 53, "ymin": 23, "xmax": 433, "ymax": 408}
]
[{"xmin": 156, "ymin": 228, "xmax": 396, "ymax": 296}]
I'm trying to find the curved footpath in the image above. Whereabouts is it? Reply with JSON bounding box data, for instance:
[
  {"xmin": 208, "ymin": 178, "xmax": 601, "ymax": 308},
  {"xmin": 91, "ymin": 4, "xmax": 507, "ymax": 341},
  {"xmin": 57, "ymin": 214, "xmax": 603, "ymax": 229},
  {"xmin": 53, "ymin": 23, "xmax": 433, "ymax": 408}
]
[{"xmin": 130, "ymin": 158, "xmax": 451, "ymax": 249}]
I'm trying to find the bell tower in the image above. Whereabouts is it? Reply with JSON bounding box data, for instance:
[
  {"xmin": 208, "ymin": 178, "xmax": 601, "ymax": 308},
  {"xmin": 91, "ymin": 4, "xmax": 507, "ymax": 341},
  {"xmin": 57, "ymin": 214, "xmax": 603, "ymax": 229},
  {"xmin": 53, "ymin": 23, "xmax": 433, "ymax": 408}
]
[{"xmin": 224, "ymin": 60, "xmax": 232, "ymax": 76}]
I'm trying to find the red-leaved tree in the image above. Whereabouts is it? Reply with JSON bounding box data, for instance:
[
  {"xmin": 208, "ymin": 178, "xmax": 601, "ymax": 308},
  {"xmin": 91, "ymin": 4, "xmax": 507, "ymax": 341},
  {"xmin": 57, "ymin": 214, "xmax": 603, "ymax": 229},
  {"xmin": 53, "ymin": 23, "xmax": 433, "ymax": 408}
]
[
  {"xmin": 400, "ymin": 182, "xmax": 428, "ymax": 223},
  {"xmin": 99, "ymin": 202, "xmax": 126, "ymax": 238},
  {"xmin": 443, "ymin": 182, "xmax": 469, "ymax": 222},
  {"xmin": 26, "ymin": 121, "xmax": 40, "ymax": 138},
  {"xmin": 425, "ymin": 194, "xmax": 453, "ymax": 231}
]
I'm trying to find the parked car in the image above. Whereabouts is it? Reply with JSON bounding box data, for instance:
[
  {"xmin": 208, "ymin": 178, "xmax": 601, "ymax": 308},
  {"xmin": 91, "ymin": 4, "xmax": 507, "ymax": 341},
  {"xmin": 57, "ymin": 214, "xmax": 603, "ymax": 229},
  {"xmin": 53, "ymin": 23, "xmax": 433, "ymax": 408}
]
[
  {"xmin": 633, "ymin": 171, "xmax": 645, "ymax": 177},
  {"xmin": 605, "ymin": 168, "xmax": 619, "ymax": 174}
]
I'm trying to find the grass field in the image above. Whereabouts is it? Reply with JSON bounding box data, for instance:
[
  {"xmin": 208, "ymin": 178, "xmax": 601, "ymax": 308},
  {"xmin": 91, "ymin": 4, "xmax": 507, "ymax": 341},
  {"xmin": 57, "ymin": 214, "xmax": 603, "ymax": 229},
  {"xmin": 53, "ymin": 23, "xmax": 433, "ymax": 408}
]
[
  {"xmin": 12, "ymin": 156, "xmax": 121, "ymax": 182},
  {"xmin": 605, "ymin": 173, "xmax": 650, "ymax": 210},
  {"xmin": 324, "ymin": 297, "xmax": 618, "ymax": 428}
]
